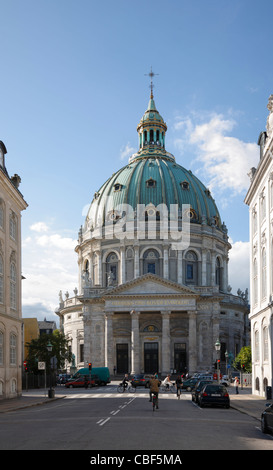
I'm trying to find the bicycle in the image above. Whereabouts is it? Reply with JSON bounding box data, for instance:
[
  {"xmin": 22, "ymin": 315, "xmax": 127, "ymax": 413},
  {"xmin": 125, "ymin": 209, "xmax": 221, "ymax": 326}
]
[
  {"xmin": 117, "ymin": 381, "xmax": 136, "ymax": 393},
  {"xmin": 159, "ymin": 383, "xmax": 176, "ymax": 393},
  {"xmin": 151, "ymin": 392, "xmax": 158, "ymax": 411}
]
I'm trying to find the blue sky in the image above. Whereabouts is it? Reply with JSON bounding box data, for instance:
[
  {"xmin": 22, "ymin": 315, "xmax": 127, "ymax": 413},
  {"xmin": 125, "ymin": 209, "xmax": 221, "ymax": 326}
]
[{"xmin": 1, "ymin": 0, "xmax": 272, "ymax": 321}]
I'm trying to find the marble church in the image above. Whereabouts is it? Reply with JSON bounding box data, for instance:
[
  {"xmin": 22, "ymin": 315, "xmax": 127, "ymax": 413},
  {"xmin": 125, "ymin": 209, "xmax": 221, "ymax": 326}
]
[{"xmin": 56, "ymin": 84, "xmax": 249, "ymax": 376}]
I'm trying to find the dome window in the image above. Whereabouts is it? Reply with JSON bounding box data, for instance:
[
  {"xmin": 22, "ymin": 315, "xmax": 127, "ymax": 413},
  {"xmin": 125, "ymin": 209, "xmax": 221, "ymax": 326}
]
[
  {"xmin": 146, "ymin": 178, "xmax": 156, "ymax": 188},
  {"xmin": 114, "ymin": 183, "xmax": 122, "ymax": 192},
  {"xmin": 181, "ymin": 181, "xmax": 190, "ymax": 190}
]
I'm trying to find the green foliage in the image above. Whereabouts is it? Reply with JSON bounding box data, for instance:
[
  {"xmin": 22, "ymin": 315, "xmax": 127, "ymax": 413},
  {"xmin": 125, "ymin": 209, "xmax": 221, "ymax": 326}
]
[
  {"xmin": 26, "ymin": 331, "xmax": 72, "ymax": 373},
  {"xmin": 233, "ymin": 346, "xmax": 252, "ymax": 373}
]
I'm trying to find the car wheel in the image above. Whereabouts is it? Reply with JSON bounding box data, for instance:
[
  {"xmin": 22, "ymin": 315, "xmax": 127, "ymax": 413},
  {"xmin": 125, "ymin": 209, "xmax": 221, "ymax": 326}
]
[
  {"xmin": 69, "ymin": 384, "xmax": 74, "ymax": 388},
  {"xmin": 261, "ymin": 416, "xmax": 268, "ymax": 434},
  {"xmin": 186, "ymin": 386, "xmax": 191, "ymax": 392}
]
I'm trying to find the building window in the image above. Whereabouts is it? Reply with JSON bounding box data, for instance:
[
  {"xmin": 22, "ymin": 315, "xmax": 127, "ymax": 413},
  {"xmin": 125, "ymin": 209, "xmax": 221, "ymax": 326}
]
[
  {"xmin": 263, "ymin": 326, "xmax": 269, "ymax": 362},
  {"xmin": 0, "ymin": 255, "xmax": 3, "ymax": 304},
  {"xmin": 262, "ymin": 248, "xmax": 267, "ymax": 300},
  {"xmin": 106, "ymin": 252, "xmax": 118, "ymax": 286},
  {"xmin": 9, "ymin": 212, "xmax": 17, "ymax": 240},
  {"xmin": 254, "ymin": 329, "xmax": 260, "ymax": 362},
  {"xmin": 0, "ymin": 331, "xmax": 3, "ymax": 365},
  {"xmin": 253, "ymin": 258, "xmax": 258, "ymax": 305},
  {"xmin": 10, "ymin": 333, "xmax": 17, "ymax": 365},
  {"xmin": 185, "ymin": 251, "xmax": 198, "ymax": 284},
  {"xmin": 10, "ymin": 262, "xmax": 16, "ymax": 309},
  {"xmin": 146, "ymin": 178, "xmax": 156, "ymax": 188}
]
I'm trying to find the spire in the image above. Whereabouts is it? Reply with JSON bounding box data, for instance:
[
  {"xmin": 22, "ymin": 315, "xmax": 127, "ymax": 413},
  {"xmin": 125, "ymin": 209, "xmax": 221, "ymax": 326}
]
[{"xmin": 145, "ymin": 66, "xmax": 158, "ymax": 100}]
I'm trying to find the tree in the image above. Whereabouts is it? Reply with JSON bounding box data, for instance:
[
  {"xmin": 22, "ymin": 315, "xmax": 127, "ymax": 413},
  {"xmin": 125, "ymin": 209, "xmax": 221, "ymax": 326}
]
[
  {"xmin": 233, "ymin": 346, "xmax": 252, "ymax": 373},
  {"xmin": 26, "ymin": 331, "xmax": 72, "ymax": 374}
]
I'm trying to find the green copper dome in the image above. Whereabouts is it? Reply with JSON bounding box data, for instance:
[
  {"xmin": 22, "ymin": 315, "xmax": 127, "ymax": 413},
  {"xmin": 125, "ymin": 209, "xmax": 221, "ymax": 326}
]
[{"xmin": 86, "ymin": 95, "xmax": 222, "ymax": 232}]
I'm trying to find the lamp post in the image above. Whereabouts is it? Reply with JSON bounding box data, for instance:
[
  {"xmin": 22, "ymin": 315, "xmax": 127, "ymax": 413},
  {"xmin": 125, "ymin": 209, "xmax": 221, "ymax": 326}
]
[
  {"xmin": 225, "ymin": 350, "xmax": 229, "ymax": 378},
  {"xmin": 215, "ymin": 339, "xmax": 221, "ymax": 384},
  {"xmin": 46, "ymin": 341, "xmax": 55, "ymax": 398}
]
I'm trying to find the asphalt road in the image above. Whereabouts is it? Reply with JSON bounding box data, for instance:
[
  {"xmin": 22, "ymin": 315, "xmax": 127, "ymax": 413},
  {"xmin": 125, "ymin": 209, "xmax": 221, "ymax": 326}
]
[{"xmin": 1, "ymin": 384, "xmax": 273, "ymax": 452}]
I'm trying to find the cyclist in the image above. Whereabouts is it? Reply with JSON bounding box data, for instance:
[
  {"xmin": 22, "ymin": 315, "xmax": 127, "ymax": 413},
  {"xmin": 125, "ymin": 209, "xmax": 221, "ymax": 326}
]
[
  {"xmin": 162, "ymin": 374, "xmax": 173, "ymax": 390},
  {"xmin": 121, "ymin": 373, "xmax": 129, "ymax": 391},
  {"xmin": 148, "ymin": 375, "xmax": 161, "ymax": 409},
  {"xmin": 175, "ymin": 375, "xmax": 183, "ymax": 397}
]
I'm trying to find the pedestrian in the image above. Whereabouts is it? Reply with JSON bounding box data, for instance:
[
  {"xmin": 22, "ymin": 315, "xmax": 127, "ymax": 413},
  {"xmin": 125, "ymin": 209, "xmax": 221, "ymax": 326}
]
[
  {"xmin": 234, "ymin": 376, "xmax": 239, "ymax": 394},
  {"xmin": 176, "ymin": 375, "xmax": 182, "ymax": 397}
]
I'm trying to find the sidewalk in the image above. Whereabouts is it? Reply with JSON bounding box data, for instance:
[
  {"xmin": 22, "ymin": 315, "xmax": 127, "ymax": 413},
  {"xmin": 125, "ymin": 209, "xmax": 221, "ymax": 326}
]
[{"xmin": 0, "ymin": 385, "xmax": 271, "ymax": 422}]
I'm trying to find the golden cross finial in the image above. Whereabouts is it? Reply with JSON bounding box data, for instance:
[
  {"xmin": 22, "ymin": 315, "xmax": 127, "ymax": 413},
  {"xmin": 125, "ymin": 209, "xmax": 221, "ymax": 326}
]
[{"xmin": 145, "ymin": 67, "xmax": 159, "ymax": 98}]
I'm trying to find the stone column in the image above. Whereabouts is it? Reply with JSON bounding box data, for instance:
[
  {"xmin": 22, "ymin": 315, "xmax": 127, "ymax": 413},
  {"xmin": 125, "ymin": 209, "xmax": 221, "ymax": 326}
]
[
  {"xmin": 130, "ymin": 310, "xmax": 140, "ymax": 374},
  {"xmin": 177, "ymin": 250, "xmax": 182, "ymax": 284},
  {"xmin": 105, "ymin": 312, "xmax": 114, "ymax": 372},
  {"xmin": 163, "ymin": 245, "xmax": 169, "ymax": 279},
  {"xmin": 120, "ymin": 245, "xmax": 125, "ymax": 285},
  {"xmin": 161, "ymin": 311, "xmax": 171, "ymax": 374},
  {"xmin": 188, "ymin": 310, "xmax": 197, "ymax": 374},
  {"xmin": 201, "ymin": 249, "xmax": 207, "ymax": 286},
  {"xmin": 134, "ymin": 244, "xmax": 140, "ymax": 278}
]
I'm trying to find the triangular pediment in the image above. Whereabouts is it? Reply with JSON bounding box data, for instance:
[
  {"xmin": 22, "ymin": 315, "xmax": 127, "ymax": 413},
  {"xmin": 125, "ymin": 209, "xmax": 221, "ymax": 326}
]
[{"xmin": 103, "ymin": 273, "xmax": 197, "ymax": 297}]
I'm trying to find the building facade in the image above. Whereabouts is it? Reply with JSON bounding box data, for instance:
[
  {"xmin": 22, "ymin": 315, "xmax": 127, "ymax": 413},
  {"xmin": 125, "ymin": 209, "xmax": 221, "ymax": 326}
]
[
  {"xmin": 245, "ymin": 95, "xmax": 273, "ymax": 396},
  {"xmin": 0, "ymin": 141, "xmax": 28, "ymax": 399},
  {"xmin": 56, "ymin": 91, "xmax": 249, "ymax": 376}
]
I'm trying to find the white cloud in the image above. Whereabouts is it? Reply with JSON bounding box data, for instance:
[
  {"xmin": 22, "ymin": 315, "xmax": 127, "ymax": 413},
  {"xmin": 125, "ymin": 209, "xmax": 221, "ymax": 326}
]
[
  {"xmin": 120, "ymin": 142, "xmax": 136, "ymax": 161},
  {"xmin": 22, "ymin": 225, "xmax": 78, "ymax": 322},
  {"xmin": 30, "ymin": 222, "xmax": 49, "ymax": 232},
  {"xmin": 228, "ymin": 240, "xmax": 250, "ymax": 295},
  {"xmin": 173, "ymin": 112, "xmax": 259, "ymax": 195}
]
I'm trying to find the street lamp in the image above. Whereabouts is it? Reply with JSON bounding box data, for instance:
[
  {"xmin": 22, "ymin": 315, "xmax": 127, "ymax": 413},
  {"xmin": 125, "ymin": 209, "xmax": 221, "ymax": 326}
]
[
  {"xmin": 225, "ymin": 350, "xmax": 229, "ymax": 377},
  {"xmin": 215, "ymin": 339, "xmax": 221, "ymax": 384},
  {"xmin": 46, "ymin": 341, "xmax": 55, "ymax": 398}
]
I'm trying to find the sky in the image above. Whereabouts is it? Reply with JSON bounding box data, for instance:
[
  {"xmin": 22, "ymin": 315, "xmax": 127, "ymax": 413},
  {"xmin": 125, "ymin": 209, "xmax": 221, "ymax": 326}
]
[{"xmin": 0, "ymin": 0, "xmax": 272, "ymax": 323}]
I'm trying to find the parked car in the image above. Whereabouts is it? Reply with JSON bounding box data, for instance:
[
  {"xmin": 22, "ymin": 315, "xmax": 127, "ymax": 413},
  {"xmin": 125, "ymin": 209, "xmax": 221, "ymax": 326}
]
[
  {"xmin": 65, "ymin": 377, "xmax": 95, "ymax": 388},
  {"xmin": 131, "ymin": 374, "xmax": 154, "ymax": 388},
  {"xmin": 220, "ymin": 376, "xmax": 230, "ymax": 387},
  {"xmin": 191, "ymin": 380, "xmax": 213, "ymax": 403},
  {"xmin": 261, "ymin": 403, "xmax": 273, "ymax": 434},
  {"xmin": 56, "ymin": 374, "xmax": 71, "ymax": 385},
  {"xmin": 199, "ymin": 384, "xmax": 230, "ymax": 408},
  {"xmin": 182, "ymin": 378, "xmax": 199, "ymax": 391}
]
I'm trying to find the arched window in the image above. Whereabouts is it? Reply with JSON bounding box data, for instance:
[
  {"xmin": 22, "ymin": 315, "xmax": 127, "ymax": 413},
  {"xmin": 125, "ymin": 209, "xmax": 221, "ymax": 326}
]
[
  {"xmin": 9, "ymin": 212, "xmax": 17, "ymax": 240},
  {"xmin": 262, "ymin": 248, "xmax": 267, "ymax": 300},
  {"xmin": 0, "ymin": 255, "xmax": 3, "ymax": 304},
  {"xmin": 254, "ymin": 329, "xmax": 260, "ymax": 362},
  {"xmin": 185, "ymin": 250, "xmax": 198, "ymax": 285},
  {"xmin": 143, "ymin": 249, "xmax": 160, "ymax": 275},
  {"xmin": 106, "ymin": 252, "xmax": 119, "ymax": 286},
  {"xmin": 10, "ymin": 333, "xmax": 16, "ymax": 365},
  {"xmin": 10, "ymin": 262, "xmax": 16, "ymax": 309},
  {"xmin": 263, "ymin": 325, "xmax": 269, "ymax": 362},
  {"xmin": 0, "ymin": 331, "xmax": 3, "ymax": 365},
  {"xmin": 215, "ymin": 257, "xmax": 221, "ymax": 288},
  {"xmin": 253, "ymin": 258, "xmax": 258, "ymax": 305}
]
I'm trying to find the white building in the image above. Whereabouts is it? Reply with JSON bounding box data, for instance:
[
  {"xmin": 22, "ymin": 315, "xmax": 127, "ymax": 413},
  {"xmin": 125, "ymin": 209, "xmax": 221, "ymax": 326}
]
[
  {"xmin": 245, "ymin": 95, "xmax": 273, "ymax": 396},
  {"xmin": 0, "ymin": 141, "xmax": 28, "ymax": 399},
  {"xmin": 57, "ymin": 90, "xmax": 249, "ymax": 377}
]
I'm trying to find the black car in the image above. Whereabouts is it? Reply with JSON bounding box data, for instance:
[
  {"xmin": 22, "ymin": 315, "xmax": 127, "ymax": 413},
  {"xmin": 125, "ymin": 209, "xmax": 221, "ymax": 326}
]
[
  {"xmin": 261, "ymin": 403, "xmax": 273, "ymax": 434},
  {"xmin": 131, "ymin": 374, "xmax": 153, "ymax": 388},
  {"xmin": 199, "ymin": 384, "xmax": 230, "ymax": 408},
  {"xmin": 181, "ymin": 378, "xmax": 199, "ymax": 391},
  {"xmin": 191, "ymin": 380, "xmax": 213, "ymax": 403}
]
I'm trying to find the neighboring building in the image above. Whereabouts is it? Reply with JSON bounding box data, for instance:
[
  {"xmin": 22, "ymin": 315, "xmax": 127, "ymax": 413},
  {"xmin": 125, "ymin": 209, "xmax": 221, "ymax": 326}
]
[
  {"xmin": 22, "ymin": 318, "xmax": 39, "ymax": 360},
  {"xmin": 56, "ymin": 90, "xmax": 249, "ymax": 376},
  {"xmin": 245, "ymin": 95, "xmax": 273, "ymax": 396},
  {"xmin": 0, "ymin": 140, "xmax": 28, "ymax": 399},
  {"xmin": 38, "ymin": 317, "xmax": 57, "ymax": 336}
]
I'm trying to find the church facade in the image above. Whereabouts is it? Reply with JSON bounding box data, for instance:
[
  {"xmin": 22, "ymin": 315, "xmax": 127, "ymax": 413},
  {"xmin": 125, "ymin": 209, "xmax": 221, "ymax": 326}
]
[{"xmin": 56, "ymin": 89, "xmax": 249, "ymax": 376}]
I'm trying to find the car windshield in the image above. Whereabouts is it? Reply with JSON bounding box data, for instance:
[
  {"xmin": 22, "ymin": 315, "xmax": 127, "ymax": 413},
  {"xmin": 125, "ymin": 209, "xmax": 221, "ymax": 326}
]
[{"xmin": 134, "ymin": 375, "xmax": 144, "ymax": 379}]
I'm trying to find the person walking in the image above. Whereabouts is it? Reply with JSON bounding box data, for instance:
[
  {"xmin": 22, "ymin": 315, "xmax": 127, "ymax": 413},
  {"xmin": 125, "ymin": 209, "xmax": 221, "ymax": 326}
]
[{"xmin": 234, "ymin": 376, "xmax": 239, "ymax": 394}]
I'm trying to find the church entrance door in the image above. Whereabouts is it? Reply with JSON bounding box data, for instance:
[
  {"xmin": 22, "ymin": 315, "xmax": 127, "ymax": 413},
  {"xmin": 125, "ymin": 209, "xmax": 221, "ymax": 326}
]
[
  {"xmin": 116, "ymin": 344, "xmax": 129, "ymax": 374},
  {"xmin": 144, "ymin": 342, "xmax": 158, "ymax": 373},
  {"xmin": 174, "ymin": 343, "xmax": 187, "ymax": 374}
]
